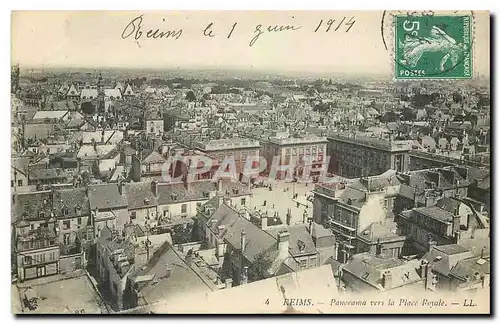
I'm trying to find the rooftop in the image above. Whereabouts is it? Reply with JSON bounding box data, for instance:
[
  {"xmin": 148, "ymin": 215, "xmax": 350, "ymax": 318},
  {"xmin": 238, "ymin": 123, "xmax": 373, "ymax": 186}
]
[{"xmin": 18, "ymin": 275, "xmax": 106, "ymax": 314}]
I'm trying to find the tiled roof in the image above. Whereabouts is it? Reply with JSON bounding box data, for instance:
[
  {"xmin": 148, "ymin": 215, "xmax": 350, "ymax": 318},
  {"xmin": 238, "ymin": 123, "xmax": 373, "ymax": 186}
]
[
  {"xmin": 209, "ymin": 204, "xmax": 277, "ymax": 263},
  {"xmin": 422, "ymin": 244, "xmax": 472, "ymax": 276},
  {"xmin": 134, "ymin": 242, "xmax": 213, "ymax": 305},
  {"xmin": 88, "ymin": 183, "xmax": 128, "ymax": 210},
  {"xmin": 52, "ymin": 187, "xmax": 90, "ymax": 218},
  {"xmin": 414, "ymin": 206, "xmax": 455, "ymax": 223},
  {"xmin": 449, "ymin": 256, "xmax": 490, "ymax": 281},
  {"xmin": 343, "ymin": 253, "xmax": 421, "ymax": 291},
  {"xmin": 124, "ymin": 182, "xmax": 158, "ymax": 210},
  {"xmin": 265, "ymin": 225, "xmax": 317, "ymax": 257},
  {"xmin": 13, "ymin": 190, "xmax": 53, "ymax": 223}
]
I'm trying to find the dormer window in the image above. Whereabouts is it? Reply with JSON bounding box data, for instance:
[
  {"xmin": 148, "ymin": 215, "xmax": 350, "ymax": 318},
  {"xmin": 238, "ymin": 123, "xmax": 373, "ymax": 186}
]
[
  {"xmin": 144, "ymin": 198, "xmax": 150, "ymax": 204},
  {"xmin": 39, "ymin": 211, "xmax": 45, "ymax": 218},
  {"xmin": 203, "ymin": 191, "xmax": 210, "ymax": 198},
  {"xmin": 171, "ymin": 194, "xmax": 177, "ymax": 201},
  {"xmin": 63, "ymin": 206, "xmax": 69, "ymax": 216}
]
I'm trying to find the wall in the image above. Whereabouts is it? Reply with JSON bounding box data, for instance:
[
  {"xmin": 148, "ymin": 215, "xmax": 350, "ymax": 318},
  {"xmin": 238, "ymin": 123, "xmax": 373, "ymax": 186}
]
[
  {"xmin": 59, "ymin": 253, "xmax": 84, "ymax": 274},
  {"xmin": 17, "ymin": 246, "xmax": 60, "ymax": 281},
  {"xmin": 130, "ymin": 206, "xmax": 157, "ymax": 227},
  {"xmin": 357, "ymin": 192, "xmax": 386, "ymax": 233}
]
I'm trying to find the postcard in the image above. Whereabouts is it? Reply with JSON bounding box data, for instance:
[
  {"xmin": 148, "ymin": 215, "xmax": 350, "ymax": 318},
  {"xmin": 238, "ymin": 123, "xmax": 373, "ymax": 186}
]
[{"xmin": 11, "ymin": 10, "xmax": 490, "ymax": 314}]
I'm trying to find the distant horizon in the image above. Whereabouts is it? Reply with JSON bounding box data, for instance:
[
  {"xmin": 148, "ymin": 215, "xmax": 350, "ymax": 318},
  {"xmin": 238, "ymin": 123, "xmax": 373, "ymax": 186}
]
[{"xmin": 16, "ymin": 65, "xmax": 398, "ymax": 81}]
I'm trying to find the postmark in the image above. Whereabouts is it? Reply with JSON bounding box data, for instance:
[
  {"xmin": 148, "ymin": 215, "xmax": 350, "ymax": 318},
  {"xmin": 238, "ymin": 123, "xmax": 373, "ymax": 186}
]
[{"xmin": 394, "ymin": 14, "xmax": 473, "ymax": 79}]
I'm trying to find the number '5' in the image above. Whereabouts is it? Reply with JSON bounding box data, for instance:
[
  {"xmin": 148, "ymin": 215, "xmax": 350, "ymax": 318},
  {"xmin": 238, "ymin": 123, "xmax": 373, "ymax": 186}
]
[{"xmin": 403, "ymin": 20, "xmax": 420, "ymax": 32}]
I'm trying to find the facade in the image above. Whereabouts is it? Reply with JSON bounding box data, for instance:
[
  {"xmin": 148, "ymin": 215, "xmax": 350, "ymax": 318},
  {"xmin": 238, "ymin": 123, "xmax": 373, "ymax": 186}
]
[
  {"xmin": 195, "ymin": 138, "xmax": 261, "ymax": 177},
  {"xmin": 96, "ymin": 227, "xmax": 135, "ymax": 310},
  {"xmin": 12, "ymin": 191, "xmax": 60, "ymax": 282},
  {"xmin": 396, "ymin": 197, "xmax": 490, "ymax": 255},
  {"xmin": 328, "ymin": 133, "xmax": 414, "ymax": 178},
  {"xmin": 312, "ymin": 171, "xmax": 402, "ymax": 263},
  {"xmin": 260, "ymin": 136, "xmax": 328, "ymax": 180}
]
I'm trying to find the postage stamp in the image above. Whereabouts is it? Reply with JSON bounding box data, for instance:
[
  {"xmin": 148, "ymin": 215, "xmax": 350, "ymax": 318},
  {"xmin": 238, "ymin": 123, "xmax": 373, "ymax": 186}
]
[{"xmin": 394, "ymin": 14, "xmax": 473, "ymax": 79}]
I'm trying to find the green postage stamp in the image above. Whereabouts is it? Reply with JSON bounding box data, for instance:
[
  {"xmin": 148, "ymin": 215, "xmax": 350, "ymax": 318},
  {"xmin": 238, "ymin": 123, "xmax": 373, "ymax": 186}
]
[{"xmin": 394, "ymin": 14, "xmax": 473, "ymax": 79}]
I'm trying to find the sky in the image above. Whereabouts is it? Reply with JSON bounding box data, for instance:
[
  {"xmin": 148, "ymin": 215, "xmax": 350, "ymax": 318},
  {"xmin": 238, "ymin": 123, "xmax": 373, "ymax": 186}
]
[{"xmin": 11, "ymin": 11, "xmax": 490, "ymax": 77}]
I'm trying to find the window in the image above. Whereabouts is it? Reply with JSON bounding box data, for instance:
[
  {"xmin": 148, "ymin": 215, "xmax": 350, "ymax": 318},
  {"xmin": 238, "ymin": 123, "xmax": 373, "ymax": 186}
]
[
  {"xmin": 181, "ymin": 204, "xmax": 187, "ymax": 213},
  {"xmin": 11, "ymin": 181, "xmax": 14, "ymax": 187},
  {"xmin": 299, "ymin": 259, "xmax": 307, "ymax": 269},
  {"xmin": 24, "ymin": 256, "xmax": 32, "ymax": 265},
  {"xmin": 131, "ymin": 211, "xmax": 136, "ymax": 219},
  {"xmin": 77, "ymin": 218, "xmax": 82, "ymax": 225},
  {"xmin": 196, "ymin": 202, "xmax": 202, "ymax": 208},
  {"xmin": 49, "ymin": 239, "xmax": 55, "ymax": 245},
  {"xmin": 241, "ymin": 198, "xmax": 246, "ymax": 206},
  {"xmin": 63, "ymin": 220, "xmax": 70, "ymax": 230},
  {"xmin": 309, "ymin": 257, "xmax": 317, "ymax": 267},
  {"xmin": 63, "ymin": 233, "xmax": 70, "ymax": 245}
]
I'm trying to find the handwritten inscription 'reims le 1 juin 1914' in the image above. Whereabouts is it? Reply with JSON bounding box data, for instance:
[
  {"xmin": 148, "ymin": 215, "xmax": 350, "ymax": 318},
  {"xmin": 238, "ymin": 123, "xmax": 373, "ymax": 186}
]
[{"xmin": 121, "ymin": 15, "xmax": 356, "ymax": 47}]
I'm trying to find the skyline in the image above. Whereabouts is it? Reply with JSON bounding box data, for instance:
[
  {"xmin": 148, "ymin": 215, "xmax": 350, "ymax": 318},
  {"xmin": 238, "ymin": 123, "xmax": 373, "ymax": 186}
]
[{"xmin": 11, "ymin": 11, "xmax": 490, "ymax": 77}]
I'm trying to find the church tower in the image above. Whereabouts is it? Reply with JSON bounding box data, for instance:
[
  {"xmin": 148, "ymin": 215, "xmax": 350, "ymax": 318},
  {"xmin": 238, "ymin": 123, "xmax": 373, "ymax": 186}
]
[{"xmin": 96, "ymin": 72, "xmax": 106, "ymax": 113}]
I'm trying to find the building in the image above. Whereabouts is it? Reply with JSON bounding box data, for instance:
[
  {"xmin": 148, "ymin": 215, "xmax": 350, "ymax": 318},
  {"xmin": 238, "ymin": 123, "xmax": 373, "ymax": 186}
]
[
  {"xmin": 328, "ymin": 133, "xmax": 415, "ymax": 178},
  {"xmin": 199, "ymin": 202, "xmax": 300, "ymax": 285},
  {"xmin": 195, "ymin": 138, "xmax": 261, "ymax": 178},
  {"xmin": 144, "ymin": 111, "xmax": 164, "ymax": 137},
  {"xmin": 96, "ymin": 226, "xmax": 135, "ymax": 310},
  {"xmin": 52, "ymin": 188, "xmax": 91, "ymax": 272},
  {"xmin": 126, "ymin": 239, "xmax": 215, "ymax": 310},
  {"xmin": 312, "ymin": 170, "xmax": 403, "ymax": 263},
  {"xmin": 154, "ymin": 178, "xmax": 251, "ymax": 232},
  {"xmin": 260, "ymin": 135, "xmax": 328, "ymax": 180},
  {"xmin": 409, "ymin": 151, "xmax": 489, "ymax": 171},
  {"xmin": 393, "ymin": 166, "xmax": 471, "ymax": 215},
  {"xmin": 88, "ymin": 183, "xmax": 129, "ymax": 238},
  {"xmin": 420, "ymin": 243, "xmax": 490, "ymax": 292},
  {"xmin": 12, "ymin": 191, "xmax": 60, "ymax": 281},
  {"xmin": 396, "ymin": 197, "xmax": 490, "ymax": 255},
  {"xmin": 341, "ymin": 253, "xmax": 424, "ymax": 293}
]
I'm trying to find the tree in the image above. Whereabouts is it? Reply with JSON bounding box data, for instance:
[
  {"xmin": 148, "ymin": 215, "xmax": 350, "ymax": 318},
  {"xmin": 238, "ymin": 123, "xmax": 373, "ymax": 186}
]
[
  {"xmin": 186, "ymin": 90, "xmax": 196, "ymax": 102},
  {"xmin": 171, "ymin": 223, "xmax": 194, "ymax": 244},
  {"xmin": 247, "ymin": 251, "xmax": 273, "ymax": 282}
]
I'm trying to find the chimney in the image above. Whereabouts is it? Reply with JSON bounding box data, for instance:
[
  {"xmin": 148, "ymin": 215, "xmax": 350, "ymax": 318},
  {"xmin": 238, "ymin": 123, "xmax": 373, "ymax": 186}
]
[
  {"xmin": 224, "ymin": 278, "xmax": 233, "ymax": 289},
  {"xmin": 277, "ymin": 231, "xmax": 290, "ymax": 251},
  {"xmin": 217, "ymin": 178, "xmax": 223, "ymax": 192},
  {"xmin": 118, "ymin": 180, "xmax": 123, "ymax": 195},
  {"xmin": 427, "ymin": 237, "xmax": 436, "ymax": 252},
  {"xmin": 241, "ymin": 266, "xmax": 248, "ymax": 285},
  {"xmin": 240, "ymin": 230, "xmax": 246, "ymax": 253},
  {"xmin": 308, "ymin": 219, "xmax": 313, "ymax": 234},
  {"xmin": 151, "ymin": 180, "xmax": 158, "ymax": 197},
  {"xmin": 382, "ymin": 271, "xmax": 393, "ymax": 290},
  {"xmin": 420, "ymin": 259, "xmax": 429, "ymax": 279},
  {"xmin": 182, "ymin": 173, "xmax": 189, "ymax": 190},
  {"xmin": 261, "ymin": 215, "xmax": 268, "ymax": 229},
  {"xmin": 452, "ymin": 212, "xmax": 461, "ymax": 238},
  {"xmin": 185, "ymin": 253, "xmax": 193, "ymax": 266}
]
